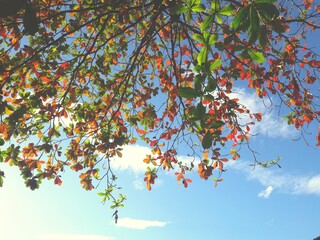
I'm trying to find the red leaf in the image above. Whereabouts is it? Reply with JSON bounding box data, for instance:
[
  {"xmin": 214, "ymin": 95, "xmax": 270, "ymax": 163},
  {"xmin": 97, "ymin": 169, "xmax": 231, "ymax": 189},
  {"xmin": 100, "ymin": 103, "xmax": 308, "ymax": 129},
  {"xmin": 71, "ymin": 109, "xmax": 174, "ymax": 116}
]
[{"xmin": 54, "ymin": 176, "xmax": 62, "ymax": 186}]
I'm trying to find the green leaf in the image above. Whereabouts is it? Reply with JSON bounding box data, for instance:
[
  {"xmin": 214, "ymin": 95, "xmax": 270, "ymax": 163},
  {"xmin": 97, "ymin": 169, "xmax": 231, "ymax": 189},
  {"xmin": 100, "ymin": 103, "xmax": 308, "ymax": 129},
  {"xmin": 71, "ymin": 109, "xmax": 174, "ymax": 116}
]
[
  {"xmin": 194, "ymin": 65, "xmax": 205, "ymax": 73},
  {"xmin": 193, "ymin": 34, "xmax": 204, "ymax": 43},
  {"xmin": 191, "ymin": 4, "xmax": 205, "ymax": 13},
  {"xmin": 197, "ymin": 46, "xmax": 208, "ymax": 65},
  {"xmin": 211, "ymin": 120, "xmax": 224, "ymax": 129},
  {"xmin": 219, "ymin": 5, "xmax": 235, "ymax": 16},
  {"xmin": 196, "ymin": 103, "xmax": 206, "ymax": 116},
  {"xmin": 202, "ymin": 132, "xmax": 213, "ymax": 149},
  {"xmin": 256, "ymin": 3, "xmax": 279, "ymax": 20},
  {"xmin": 204, "ymin": 94, "xmax": 215, "ymax": 100},
  {"xmin": 194, "ymin": 74, "xmax": 207, "ymax": 84},
  {"xmin": 258, "ymin": 25, "xmax": 268, "ymax": 48},
  {"xmin": 216, "ymin": 15, "xmax": 223, "ymax": 24},
  {"xmin": 171, "ymin": 5, "xmax": 189, "ymax": 14},
  {"xmin": 255, "ymin": 0, "xmax": 277, "ymax": 3},
  {"xmin": 248, "ymin": 6, "xmax": 260, "ymax": 44},
  {"xmin": 231, "ymin": 6, "xmax": 249, "ymax": 29},
  {"xmin": 211, "ymin": 0, "xmax": 220, "ymax": 11},
  {"xmin": 178, "ymin": 87, "xmax": 199, "ymax": 98},
  {"xmin": 192, "ymin": 0, "xmax": 201, "ymax": 4},
  {"xmin": 248, "ymin": 49, "xmax": 265, "ymax": 63},
  {"xmin": 0, "ymin": 175, "xmax": 3, "ymax": 187},
  {"xmin": 0, "ymin": 138, "xmax": 4, "ymax": 146},
  {"xmin": 269, "ymin": 20, "xmax": 286, "ymax": 33},
  {"xmin": 205, "ymin": 77, "xmax": 217, "ymax": 92},
  {"xmin": 200, "ymin": 13, "xmax": 215, "ymax": 31},
  {"xmin": 203, "ymin": 30, "xmax": 210, "ymax": 42},
  {"xmin": 238, "ymin": 50, "xmax": 251, "ymax": 60},
  {"xmin": 209, "ymin": 34, "xmax": 218, "ymax": 45},
  {"xmin": 210, "ymin": 59, "xmax": 222, "ymax": 71},
  {"xmin": 97, "ymin": 192, "xmax": 105, "ymax": 197}
]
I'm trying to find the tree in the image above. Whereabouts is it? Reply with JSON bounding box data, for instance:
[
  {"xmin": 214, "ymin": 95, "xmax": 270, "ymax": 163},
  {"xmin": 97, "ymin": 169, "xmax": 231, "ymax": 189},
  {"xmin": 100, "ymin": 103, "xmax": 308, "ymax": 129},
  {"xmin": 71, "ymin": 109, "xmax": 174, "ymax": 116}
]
[{"xmin": 0, "ymin": 0, "xmax": 319, "ymax": 208}]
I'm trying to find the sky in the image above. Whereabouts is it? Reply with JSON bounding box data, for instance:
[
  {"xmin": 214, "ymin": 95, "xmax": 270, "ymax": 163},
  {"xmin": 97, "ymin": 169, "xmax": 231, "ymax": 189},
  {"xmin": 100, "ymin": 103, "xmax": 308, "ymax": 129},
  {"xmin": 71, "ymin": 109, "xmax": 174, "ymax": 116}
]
[
  {"xmin": 1, "ymin": 2, "xmax": 320, "ymax": 240},
  {"xmin": 1, "ymin": 86, "xmax": 320, "ymax": 240}
]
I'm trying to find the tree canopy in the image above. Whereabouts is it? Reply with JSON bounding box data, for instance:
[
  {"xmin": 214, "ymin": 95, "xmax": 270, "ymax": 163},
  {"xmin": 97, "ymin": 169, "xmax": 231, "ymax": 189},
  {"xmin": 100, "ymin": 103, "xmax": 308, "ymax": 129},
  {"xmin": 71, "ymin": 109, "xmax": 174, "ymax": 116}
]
[{"xmin": 0, "ymin": 0, "xmax": 319, "ymax": 208}]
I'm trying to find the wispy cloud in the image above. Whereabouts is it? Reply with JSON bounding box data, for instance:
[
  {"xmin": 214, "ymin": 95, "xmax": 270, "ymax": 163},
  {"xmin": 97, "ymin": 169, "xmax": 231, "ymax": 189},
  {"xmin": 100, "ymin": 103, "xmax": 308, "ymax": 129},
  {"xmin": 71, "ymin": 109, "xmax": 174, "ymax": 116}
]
[
  {"xmin": 228, "ymin": 160, "xmax": 320, "ymax": 197},
  {"xmin": 133, "ymin": 178, "xmax": 145, "ymax": 190},
  {"xmin": 116, "ymin": 217, "xmax": 168, "ymax": 230},
  {"xmin": 229, "ymin": 88, "xmax": 297, "ymax": 139},
  {"xmin": 258, "ymin": 186, "xmax": 273, "ymax": 199},
  {"xmin": 37, "ymin": 234, "xmax": 114, "ymax": 240}
]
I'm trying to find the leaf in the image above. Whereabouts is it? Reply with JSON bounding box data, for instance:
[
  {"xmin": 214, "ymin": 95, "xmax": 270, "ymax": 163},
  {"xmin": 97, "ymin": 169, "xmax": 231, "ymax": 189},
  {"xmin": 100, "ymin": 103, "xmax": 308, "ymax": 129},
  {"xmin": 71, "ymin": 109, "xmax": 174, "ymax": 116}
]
[
  {"xmin": 219, "ymin": 5, "xmax": 235, "ymax": 16},
  {"xmin": 178, "ymin": 87, "xmax": 199, "ymax": 98},
  {"xmin": 231, "ymin": 6, "xmax": 249, "ymax": 29},
  {"xmin": 258, "ymin": 25, "xmax": 268, "ymax": 48},
  {"xmin": 248, "ymin": 49, "xmax": 265, "ymax": 63},
  {"xmin": 196, "ymin": 103, "xmax": 206, "ymax": 116},
  {"xmin": 191, "ymin": 4, "xmax": 205, "ymax": 13},
  {"xmin": 255, "ymin": 0, "xmax": 277, "ymax": 3},
  {"xmin": 269, "ymin": 20, "xmax": 286, "ymax": 33},
  {"xmin": 205, "ymin": 77, "xmax": 217, "ymax": 92},
  {"xmin": 202, "ymin": 132, "xmax": 212, "ymax": 149},
  {"xmin": 238, "ymin": 50, "xmax": 251, "ymax": 60},
  {"xmin": 248, "ymin": 6, "xmax": 259, "ymax": 45},
  {"xmin": 194, "ymin": 74, "xmax": 207, "ymax": 84},
  {"xmin": 200, "ymin": 14, "xmax": 215, "ymax": 31},
  {"xmin": 23, "ymin": 5, "xmax": 39, "ymax": 35},
  {"xmin": 194, "ymin": 74, "xmax": 207, "ymax": 92},
  {"xmin": 171, "ymin": 5, "xmax": 188, "ymax": 14},
  {"xmin": 210, "ymin": 59, "xmax": 222, "ymax": 71},
  {"xmin": 216, "ymin": 15, "xmax": 223, "ymax": 24},
  {"xmin": 202, "ymin": 30, "xmax": 210, "ymax": 42},
  {"xmin": 0, "ymin": 173, "xmax": 4, "ymax": 187},
  {"xmin": 54, "ymin": 176, "xmax": 62, "ymax": 186},
  {"xmin": 256, "ymin": 3, "xmax": 279, "ymax": 20},
  {"xmin": 136, "ymin": 128, "xmax": 147, "ymax": 135},
  {"xmin": 0, "ymin": 138, "xmax": 4, "ymax": 146},
  {"xmin": 211, "ymin": 0, "xmax": 220, "ymax": 11},
  {"xmin": 209, "ymin": 34, "xmax": 218, "ymax": 45},
  {"xmin": 197, "ymin": 46, "xmax": 208, "ymax": 65},
  {"xmin": 191, "ymin": 0, "xmax": 201, "ymax": 4},
  {"xmin": 193, "ymin": 34, "xmax": 204, "ymax": 43},
  {"xmin": 211, "ymin": 121, "xmax": 224, "ymax": 129},
  {"xmin": 97, "ymin": 192, "xmax": 105, "ymax": 197}
]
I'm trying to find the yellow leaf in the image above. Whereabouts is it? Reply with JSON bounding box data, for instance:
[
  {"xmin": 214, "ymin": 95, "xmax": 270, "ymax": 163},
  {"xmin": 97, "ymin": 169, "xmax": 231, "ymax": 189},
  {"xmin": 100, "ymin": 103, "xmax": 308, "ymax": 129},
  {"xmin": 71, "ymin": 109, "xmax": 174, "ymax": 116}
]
[{"xmin": 5, "ymin": 107, "xmax": 13, "ymax": 115}]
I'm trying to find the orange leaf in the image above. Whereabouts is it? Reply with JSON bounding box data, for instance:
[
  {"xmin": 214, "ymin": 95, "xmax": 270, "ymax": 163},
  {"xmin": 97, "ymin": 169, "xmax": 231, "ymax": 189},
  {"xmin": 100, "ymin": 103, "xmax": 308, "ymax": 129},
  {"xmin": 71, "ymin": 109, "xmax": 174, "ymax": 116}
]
[
  {"xmin": 54, "ymin": 176, "xmax": 62, "ymax": 186},
  {"xmin": 0, "ymin": 122, "xmax": 8, "ymax": 133},
  {"xmin": 136, "ymin": 128, "xmax": 147, "ymax": 135},
  {"xmin": 41, "ymin": 76, "xmax": 51, "ymax": 83}
]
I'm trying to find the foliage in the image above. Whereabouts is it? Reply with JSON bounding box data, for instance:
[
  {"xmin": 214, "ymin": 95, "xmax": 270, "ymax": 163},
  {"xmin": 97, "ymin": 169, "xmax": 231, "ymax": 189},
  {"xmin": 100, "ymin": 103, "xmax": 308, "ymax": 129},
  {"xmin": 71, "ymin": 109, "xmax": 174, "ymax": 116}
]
[{"xmin": 0, "ymin": 0, "xmax": 320, "ymax": 207}]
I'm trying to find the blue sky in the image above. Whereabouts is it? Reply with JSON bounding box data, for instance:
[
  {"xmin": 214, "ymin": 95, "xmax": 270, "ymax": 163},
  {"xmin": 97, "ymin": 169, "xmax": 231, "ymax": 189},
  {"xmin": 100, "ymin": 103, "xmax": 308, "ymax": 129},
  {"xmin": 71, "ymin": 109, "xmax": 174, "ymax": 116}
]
[
  {"xmin": 1, "ymin": 85, "xmax": 320, "ymax": 240},
  {"xmin": 1, "ymin": 2, "xmax": 320, "ymax": 239}
]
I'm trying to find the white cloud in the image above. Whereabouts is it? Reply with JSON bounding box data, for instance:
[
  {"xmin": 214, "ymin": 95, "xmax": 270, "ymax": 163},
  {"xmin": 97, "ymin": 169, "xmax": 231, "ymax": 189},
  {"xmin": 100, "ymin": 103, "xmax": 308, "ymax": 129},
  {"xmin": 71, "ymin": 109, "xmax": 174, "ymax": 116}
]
[
  {"xmin": 111, "ymin": 145, "xmax": 195, "ymax": 174},
  {"xmin": 294, "ymin": 175, "xmax": 320, "ymax": 195},
  {"xmin": 37, "ymin": 234, "xmax": 114, "ymax": 240},
  {"xmin": 258, "ymin": 186, "xmax": 273, "ymax": 199},
  {"xmin": 228, "ymin": 88, "xmax": 296, "ymax": 139},
  {"xmin": 116, "ymin": 217, "xmax": 168, "ymax": 230},
  {"xmin": 111, "ymin": 145, "xmax": 152, "ymax": 173},
  {"xmin": 228, "ymin": 160, "xmax": 320, "ymax": 197}
]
